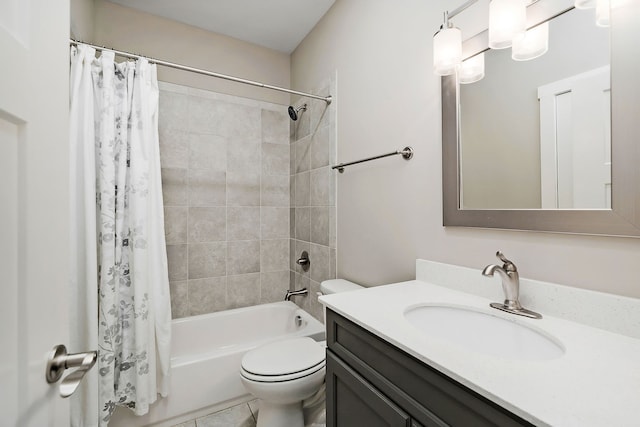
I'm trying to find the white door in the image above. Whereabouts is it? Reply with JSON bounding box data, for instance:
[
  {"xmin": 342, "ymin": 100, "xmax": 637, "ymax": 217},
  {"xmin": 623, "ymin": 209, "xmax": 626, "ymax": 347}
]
[
  {"xmin": 538, "ymin": 66, "xmax": 611, "ymax": 209},
  {"xmin": 0, "ymin": 1, "xmax": 73, "ymax": 426}
]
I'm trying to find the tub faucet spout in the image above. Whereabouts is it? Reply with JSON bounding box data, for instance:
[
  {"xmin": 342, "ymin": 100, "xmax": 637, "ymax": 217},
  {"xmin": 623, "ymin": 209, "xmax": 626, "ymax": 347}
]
[
  {"xmin": 482, "ymin": 251, "xmax": 542, "ymax": 319},
  {"xmin": 285, "ymin": 288, "xmax": 308, "ymax": 301}
]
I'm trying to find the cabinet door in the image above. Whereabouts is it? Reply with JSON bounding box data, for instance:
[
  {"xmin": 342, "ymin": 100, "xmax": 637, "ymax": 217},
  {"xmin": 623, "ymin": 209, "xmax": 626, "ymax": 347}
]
[{"xmin": 326, "ymin": 351, "xmax": 411, "ymax": 427}]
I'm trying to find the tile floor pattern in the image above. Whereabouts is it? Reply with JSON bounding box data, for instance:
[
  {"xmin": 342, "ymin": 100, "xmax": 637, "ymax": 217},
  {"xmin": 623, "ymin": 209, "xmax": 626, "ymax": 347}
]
[
  {"xmin": 172, "ymin": 399, "xmax": 326, "ymax": 427},
  {"xmin": 171, "ymin": 400, "xmax": 257, "ymax": 427}
]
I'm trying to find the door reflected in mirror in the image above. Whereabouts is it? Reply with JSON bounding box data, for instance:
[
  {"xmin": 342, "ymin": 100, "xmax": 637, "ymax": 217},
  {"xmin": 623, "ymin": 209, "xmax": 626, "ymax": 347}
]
[{"xmin": 459, "ymin": 8, "xmax": 610, "ymax": 210}]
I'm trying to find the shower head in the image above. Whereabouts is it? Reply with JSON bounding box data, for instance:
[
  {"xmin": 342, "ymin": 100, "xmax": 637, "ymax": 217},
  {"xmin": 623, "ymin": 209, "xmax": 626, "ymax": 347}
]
[{"xmin": 288, "ymin": 104, "xmax": 307, "ymax": 121}]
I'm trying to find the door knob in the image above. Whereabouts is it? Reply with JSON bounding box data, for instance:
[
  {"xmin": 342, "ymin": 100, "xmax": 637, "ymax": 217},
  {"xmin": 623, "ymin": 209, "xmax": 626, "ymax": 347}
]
[{"xmin": 45, "ymin": 344, "xmax": 97, "ymax": 398}]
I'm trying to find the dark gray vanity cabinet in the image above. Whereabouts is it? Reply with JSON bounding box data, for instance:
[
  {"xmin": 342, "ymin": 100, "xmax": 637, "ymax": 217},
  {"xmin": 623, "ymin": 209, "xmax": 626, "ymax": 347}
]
[{"xmin": 325, "ymin": 309, "xmax": 535, "ymax": 427}]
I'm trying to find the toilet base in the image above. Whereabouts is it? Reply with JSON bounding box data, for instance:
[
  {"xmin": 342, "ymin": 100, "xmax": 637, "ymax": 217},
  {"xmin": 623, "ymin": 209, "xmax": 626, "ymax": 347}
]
[{"xmin": 257, "ymin": 401, "xmax": 303, "ymax": 427}]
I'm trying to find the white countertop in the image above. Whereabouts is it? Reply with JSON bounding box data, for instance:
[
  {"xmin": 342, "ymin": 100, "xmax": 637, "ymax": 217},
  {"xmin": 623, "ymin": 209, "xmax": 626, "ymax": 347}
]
[{"xmin": 320, "ymin": 279, "xmax": 640, "ymax": 427}]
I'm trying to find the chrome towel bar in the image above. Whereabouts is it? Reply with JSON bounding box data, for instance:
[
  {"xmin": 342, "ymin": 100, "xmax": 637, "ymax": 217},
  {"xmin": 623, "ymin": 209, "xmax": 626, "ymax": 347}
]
[{"xmin": 332, "ymin": 146, "xmax": 414, "ymax": 173}]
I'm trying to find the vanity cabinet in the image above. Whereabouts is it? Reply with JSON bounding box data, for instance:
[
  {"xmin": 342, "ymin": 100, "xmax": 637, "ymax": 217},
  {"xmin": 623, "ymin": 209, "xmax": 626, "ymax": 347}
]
[{"xmin": 325, "ymin": 309, "xmax": 534, "ymax": 427}]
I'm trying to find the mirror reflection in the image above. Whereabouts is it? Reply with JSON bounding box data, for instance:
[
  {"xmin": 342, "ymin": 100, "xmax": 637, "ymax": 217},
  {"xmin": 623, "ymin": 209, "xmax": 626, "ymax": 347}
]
[{"xmin": 459, "ymin": 8, "xmax": 610, "ymax": 210}]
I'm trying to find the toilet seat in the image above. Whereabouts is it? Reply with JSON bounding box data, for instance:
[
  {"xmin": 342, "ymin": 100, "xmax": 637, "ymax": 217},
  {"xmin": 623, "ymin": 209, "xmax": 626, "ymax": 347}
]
[{"xmin": 241, "ymin": 337, "xmax": 325, "ymax": 383}]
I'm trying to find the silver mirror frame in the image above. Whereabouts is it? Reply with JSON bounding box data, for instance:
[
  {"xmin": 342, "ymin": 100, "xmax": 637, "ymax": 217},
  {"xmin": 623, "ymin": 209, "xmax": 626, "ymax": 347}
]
[{"xmin": 442, "ymin": 0, "xmax": 640, "ymax": 237}]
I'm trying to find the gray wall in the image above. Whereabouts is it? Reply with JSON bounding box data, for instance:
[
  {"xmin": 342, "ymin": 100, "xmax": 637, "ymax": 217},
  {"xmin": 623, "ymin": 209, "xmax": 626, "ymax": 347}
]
[
  {"xmin": 160, "ymin": 82, "xmax": 291, "ymax": 317},
  {"xmin": 291, "ymin": 0, "xmax": 640, "ymax": 299},
  {"xmin": 289, "ymin": 75, "xmax": 338, "ymax": 321}
]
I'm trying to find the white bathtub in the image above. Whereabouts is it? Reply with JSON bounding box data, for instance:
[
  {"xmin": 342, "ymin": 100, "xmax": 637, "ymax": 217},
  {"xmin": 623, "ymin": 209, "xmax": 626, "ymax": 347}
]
[{"xmin": 109, "ymin": 301, "xmax": 325, "ymax": 427}]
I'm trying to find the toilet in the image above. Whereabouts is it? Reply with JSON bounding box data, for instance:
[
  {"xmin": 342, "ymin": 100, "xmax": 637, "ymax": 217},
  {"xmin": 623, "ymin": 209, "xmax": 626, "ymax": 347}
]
[{"xmin": 240, "ymin": 279, "xmax": 362, "ymax": 427}]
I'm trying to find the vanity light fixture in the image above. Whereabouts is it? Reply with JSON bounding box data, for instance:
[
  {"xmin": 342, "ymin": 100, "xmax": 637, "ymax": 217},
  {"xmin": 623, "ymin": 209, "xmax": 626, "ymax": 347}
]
[
  {"xmin": 432, "ymin": 0, "xmax": 479, "ymax": 76},
  {"xmin": 488, "ymin": 0, "xmax": 528, "ymax": 49},
  {"xmin": 595, "ymin": 0, "xmax": 611, "ymax": 27},
  {"xmin": 459, "ymin": 53, "xmax": 485, "ymax": 84},
  {"xmin": 433, "ymin": 12, "xmax": 463, "ymax": 76},
  {"xmin": 512, "ymin": 22, "xmax": 549, "ymax": 61},
  {"xmin": 574, "ymin": 0, "xmax": 596, "ymax": 8}
]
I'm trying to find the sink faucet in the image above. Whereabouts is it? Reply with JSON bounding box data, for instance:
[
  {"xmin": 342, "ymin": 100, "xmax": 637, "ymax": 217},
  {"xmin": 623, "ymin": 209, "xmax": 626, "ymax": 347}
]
[
  {"xmin": 285, "ymin": 288, "xmax": 308, "ymax": 301},
  {"xmin": 482, "ymin": 251, "xmax": 542, "ymax": 319}
]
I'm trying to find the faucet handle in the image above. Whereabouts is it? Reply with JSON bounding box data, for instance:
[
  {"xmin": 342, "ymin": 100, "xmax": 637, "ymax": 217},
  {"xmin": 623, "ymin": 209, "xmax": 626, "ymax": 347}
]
[{"xmin": 496, "ymin": 251, "xmax": 517, "ymax": 271}]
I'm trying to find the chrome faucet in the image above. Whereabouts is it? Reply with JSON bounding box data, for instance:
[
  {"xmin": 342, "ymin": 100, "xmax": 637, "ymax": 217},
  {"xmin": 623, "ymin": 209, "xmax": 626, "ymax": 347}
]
[
  {"xmin": 285, "ymin": 288, "xmax": 308, "ymax": 301},
  {"xmin": 482, "ymin": 251, "xmax": 542, "ymax": 319}
]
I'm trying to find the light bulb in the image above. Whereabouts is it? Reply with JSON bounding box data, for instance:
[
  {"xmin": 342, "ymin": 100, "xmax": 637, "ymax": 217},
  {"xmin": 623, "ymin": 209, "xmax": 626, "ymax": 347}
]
[
  {"xmin": 596, "ymin": 0, "xmax": 610, "ymax": 26},
  {"xmin": 512, "ymin": 22, "xmax": 549, "ymax": 61},
  {"xmin": 459, "ymin": 53, "xmax": 485, "ymax": 84},
  {"xmin": 433, "ymin": 25, "xmax": 462, "ymax": 76},
  {"xmin": 489, "ymin": 0, "xmax": 527, "ymax": 49},
  {"xmin": 575, "ymin": 0, "xmax": 597, "ymax": 9}
]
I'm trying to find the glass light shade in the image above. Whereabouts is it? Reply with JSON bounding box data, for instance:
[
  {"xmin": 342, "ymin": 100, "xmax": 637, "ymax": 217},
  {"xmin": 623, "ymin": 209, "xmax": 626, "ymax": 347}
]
[
  {"xmin": 433, "ymin": 26, "xmax": 462, "ymax": 76},
  {"xmin": 574, "ymin": 0, "xmax": 597, "ymax": 9},
  {"xmin": 596, "ymin": 0, "xmax": 610, "ymax": 26},
  {"xmin": 512, "ymin": 22, "xmax": 549, "ymax": 61},
  {"xmin": 459, "ymin": 53, "xmax": 485, "ymax": 84},
  {"xmin": 489, "ymin": 0, "xmax": 527, "ymax": 49}
]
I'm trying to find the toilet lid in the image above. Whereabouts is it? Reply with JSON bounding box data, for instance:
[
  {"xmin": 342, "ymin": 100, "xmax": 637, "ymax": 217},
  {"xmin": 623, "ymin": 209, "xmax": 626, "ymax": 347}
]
[{"xmin": 241, "ymin": 337, "xmax": 325, "ymax": 376}]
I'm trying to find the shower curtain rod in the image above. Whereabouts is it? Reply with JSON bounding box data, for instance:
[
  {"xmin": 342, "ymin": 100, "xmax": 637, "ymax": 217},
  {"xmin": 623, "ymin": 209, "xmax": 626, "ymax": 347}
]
[{"xmin": 69, "ymin": 39, "xmax": 332, "ymax": 104}]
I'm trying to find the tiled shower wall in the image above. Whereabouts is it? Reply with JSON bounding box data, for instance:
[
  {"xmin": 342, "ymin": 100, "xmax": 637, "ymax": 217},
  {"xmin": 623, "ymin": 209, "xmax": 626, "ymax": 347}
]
[
  {"xmin": 290, "ymin": 75, "xmax": 338, "ymax": 322},
  {"xmin": 159, "ymin": 82, "xmax": 291, "ymax": 318}
]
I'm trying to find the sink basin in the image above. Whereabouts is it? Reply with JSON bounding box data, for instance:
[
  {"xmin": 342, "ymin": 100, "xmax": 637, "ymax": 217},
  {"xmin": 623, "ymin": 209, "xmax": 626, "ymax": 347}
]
[{"xmin": 404, "ymin": 305, "xmax": 564, "ymax": 361}]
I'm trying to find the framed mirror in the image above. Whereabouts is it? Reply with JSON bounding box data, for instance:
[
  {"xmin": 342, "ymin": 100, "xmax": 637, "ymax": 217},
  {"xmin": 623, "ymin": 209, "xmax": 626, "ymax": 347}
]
[{"xmin": 442, "ymin": 0, "xmax": 640, "ymax": 237}]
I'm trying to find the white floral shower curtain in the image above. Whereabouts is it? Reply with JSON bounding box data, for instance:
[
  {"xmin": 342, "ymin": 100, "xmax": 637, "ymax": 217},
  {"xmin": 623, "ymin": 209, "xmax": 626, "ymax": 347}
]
[{"xmin": 69, "ymin": 44, "xmax": 172, "ymax": 426}]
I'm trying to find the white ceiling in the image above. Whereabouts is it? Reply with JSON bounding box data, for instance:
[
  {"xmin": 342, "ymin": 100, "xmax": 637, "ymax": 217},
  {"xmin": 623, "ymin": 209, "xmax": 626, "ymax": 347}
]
[{"xmin": 107, "ymin": 0, "xmax": 336, "ymax": 53}]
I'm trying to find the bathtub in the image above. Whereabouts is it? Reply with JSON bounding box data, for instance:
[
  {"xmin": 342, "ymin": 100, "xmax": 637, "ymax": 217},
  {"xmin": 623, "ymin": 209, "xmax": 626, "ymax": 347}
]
[{"xmin": 109, "ymin": 301, "xmax": 325, "ymax": 427}]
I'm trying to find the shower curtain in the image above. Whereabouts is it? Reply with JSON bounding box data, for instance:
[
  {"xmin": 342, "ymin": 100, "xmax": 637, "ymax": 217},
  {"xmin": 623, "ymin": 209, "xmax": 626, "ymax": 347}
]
[{"xmin": 69, "ymin": 44, "xmax": 172, "ymax": 426}]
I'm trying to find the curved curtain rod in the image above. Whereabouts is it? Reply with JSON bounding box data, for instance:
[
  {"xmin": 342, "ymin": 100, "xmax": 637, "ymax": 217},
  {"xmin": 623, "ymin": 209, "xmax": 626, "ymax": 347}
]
[{"xmin": 69, "ymin": 39, "xmax": 332, "ymax": 104}]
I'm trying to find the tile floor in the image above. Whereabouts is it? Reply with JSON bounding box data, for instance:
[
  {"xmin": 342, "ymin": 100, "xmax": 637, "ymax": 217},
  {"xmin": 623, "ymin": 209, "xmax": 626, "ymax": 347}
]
[
  {"xmin": 172, "ymin": 399, "xmax": 326, "ymax": 427},
  {"xmin": 172, "ymin": 400, "xmax": 258, "ymax": 427}
]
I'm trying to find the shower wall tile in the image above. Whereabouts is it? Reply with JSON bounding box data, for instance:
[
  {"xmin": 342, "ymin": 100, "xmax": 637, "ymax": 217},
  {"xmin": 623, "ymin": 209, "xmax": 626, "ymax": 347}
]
[
  {"xmin": 188, "ymin": 169, "xmax": 226, "ymax": 207},
  {"xmin": 188, "ymin": 96, "xmax": 261, "ymax": 143},
  {"xmin": 294, "ymin": 171, "xmax": 310, "ymax": 207},
  {"xmin": 310, "ymin": 125, "xmax": 330, "ymax": 170},
  {"xmin": 227, "ymin": 207, "xmax": 260, "ymax": 241},
  {"xmin": 310, "ymin": 167, "xmax": 331, "ymax": 206},
  {"xmin": 261, "ymin": 175, "xmax": 289, "ymax": 207},
  {"xmin": 289, "ymin": 239, "xmax": 296, "ymax": 271},
  {"xmin": 159, "ymin": 129, "xmax": 189, "ymax": 169},
  {"xmin": 260, "ymin": 271, "xmax": 290, "ymax": 304},
  {"xmin": 262, "ymin": 143, "xmax": 290, "ymax": 176},
  {"xmin": 261, "ymin": 207, "xmax": 289, "ymax": 239},
  {"xmin": 167, "ymin": 244, "xmax": 188, "ymax": 281},
  {"xmin": 162, "ymin": 168, "xmax": 188, "ymax": 206},
  {"xmin": 261, "ymin": 239, "xmax": 289, "ymax": 272},
  {"xmin": 189, "ymin": 133, "xmax": 227, "ymax": 171},
  {"xmin": 159, "ymin": 85, "xmax": 305, "ymax": 318},
  {"xmin": 227, "ymin": 240, "xmax": 260, "ymax": 275},
  {"xmin": 188, "ymin": 277, "xmax": 227, "ymax": 316},
  {"xmin": 188, "ymin": 207, "xmax": 226, "ymax": 242},
  {"xmin": 164, "ymin": 207, "xmax": 188, "ymax": 244},
  {"xmin": 188, "ymin": 242, "xmax": 227, "ymax": 279},
  {"xmin": 169, "ymin": 281, "xmax": 189, "ymax": 319},
  {"xmin": 309, "ymin": 243, "xmax": 331, "ymax": 283},
  {"xmin": 289, "ymin": 208, "xmax": 295, "ymax": 238},
  {"xmin": 294, "ymin": 136, "xmax": 311, "ymax": 173},
  {"xmin": 227, "ymin": 170, "xmax": 260, "ymax": 207},
  {"xmin": 228, "ymin": 142, "xmax": 261, "ymax": 173},
  {"xmin": 262, "ymin": 109, "xmax": 289, "ymax": 145},
  {"xmin": 227, "ymin": 273, "xmax": 261, "ymax": 309},
  {"xmin": 159, "ymin": 91, "xmax": 189, "ymax": 132},
  {"xmin": 310, "ymin": 206, "xmax": 329, "ymax": 246},
  {"xmin": 294, "ymin": 208, "xmax": 310, "ymax": 242}
]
